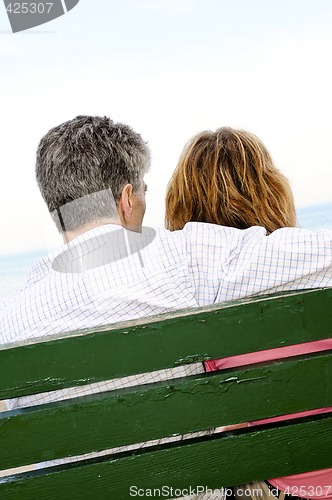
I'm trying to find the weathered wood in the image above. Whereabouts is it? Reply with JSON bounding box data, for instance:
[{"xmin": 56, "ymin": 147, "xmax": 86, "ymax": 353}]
[
  {"xmin": 1, "ymin": 288, "xmax": 331, "ymax": 399},
  {"xmin": 0, "ymin": 415, "xmax": 331, "ymax": 500},
  {"xmin": 0, "ymin": 351, "xmax": 331, "ymax": 470},
  {"xmin": 0, "ymin": 288, "xmax": 331, "ymax": 499}
]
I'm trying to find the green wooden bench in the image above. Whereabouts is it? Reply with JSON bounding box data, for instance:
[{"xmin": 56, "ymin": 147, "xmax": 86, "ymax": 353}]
[{"xmin": 0, "ymin": 288, "xmax": 331, "ymax": 499}]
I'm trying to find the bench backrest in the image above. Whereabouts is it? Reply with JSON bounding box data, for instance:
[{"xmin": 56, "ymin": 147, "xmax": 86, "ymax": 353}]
[{"xmin": 0, "ymin": 288, "xmax": 331, "ymax": 499}]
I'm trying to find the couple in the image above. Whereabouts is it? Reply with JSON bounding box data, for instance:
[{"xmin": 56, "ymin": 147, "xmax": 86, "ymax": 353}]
[{"xmin": 1, "ymin": 116, "xmax": 331, "ymax": 499}]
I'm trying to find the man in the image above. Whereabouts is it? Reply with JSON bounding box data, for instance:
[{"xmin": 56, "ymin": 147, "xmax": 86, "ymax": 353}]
[{"xmin": 0, "ymin": 116, "xmax": 331, "ymax": 498}]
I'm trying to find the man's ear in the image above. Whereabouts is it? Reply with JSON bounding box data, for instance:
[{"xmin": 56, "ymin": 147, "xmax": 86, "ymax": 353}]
[{"xmin": 118, "ymin": 184, "xmax": 134, "ymax": 223}]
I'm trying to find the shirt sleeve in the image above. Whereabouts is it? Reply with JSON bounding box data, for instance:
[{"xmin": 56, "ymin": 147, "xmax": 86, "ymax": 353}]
[{"xmin": 184, "ymin": 222, "xmax": 332, "ymax": 305}]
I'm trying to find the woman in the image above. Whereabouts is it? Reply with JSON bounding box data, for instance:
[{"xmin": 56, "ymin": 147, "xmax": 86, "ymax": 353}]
[
  {"xmin": 166, "ymin": 127, "xmax": 296, "ymax": 233},
  {"xmin": 165, "ymin": 127, "xmax": 332, "ymax": 500}
]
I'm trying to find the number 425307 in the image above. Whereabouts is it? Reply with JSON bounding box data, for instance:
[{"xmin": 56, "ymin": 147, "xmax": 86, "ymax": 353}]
[{"xmin": 6, "ymin": 3, "xmax": 53, "ymax": 14}]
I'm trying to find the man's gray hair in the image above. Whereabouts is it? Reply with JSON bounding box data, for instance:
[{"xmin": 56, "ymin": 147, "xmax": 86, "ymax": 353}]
[{"xmin": 36, "ymin": 115, "xmax": 150, "ymax": 232}]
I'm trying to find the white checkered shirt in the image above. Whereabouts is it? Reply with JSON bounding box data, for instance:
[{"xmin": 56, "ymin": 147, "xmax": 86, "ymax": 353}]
[
  {"xmin": 1, "ymin": 222, "xmax": 332, "ymax": 469},
  {"xmin": 2, "ymin": 222, "xmax": 332, "ymax": 345}
]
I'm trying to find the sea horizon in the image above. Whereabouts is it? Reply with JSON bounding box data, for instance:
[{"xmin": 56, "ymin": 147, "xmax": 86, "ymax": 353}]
[{"xmin": 0, "ymin": 202, "xmax": 331, "ymax": 300}]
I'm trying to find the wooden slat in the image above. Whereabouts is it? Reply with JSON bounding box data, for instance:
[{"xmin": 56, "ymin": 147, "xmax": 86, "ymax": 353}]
[
  {"xmin": 1, "ymin": 351, "xmax": 331, "ymax": 470},
  {"xmin": 0, "ymin": 415, "xmax": 331, "ymax": 500},
  {"xmin": 1, "ymin": 288, "xmax": 331, "ymax": 399}
]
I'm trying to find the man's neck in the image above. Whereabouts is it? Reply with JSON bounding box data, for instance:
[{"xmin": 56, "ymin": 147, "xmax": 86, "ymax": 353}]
[{"xmin": 63, "ymin": 218, "xmax": 122, "ymax": 244}]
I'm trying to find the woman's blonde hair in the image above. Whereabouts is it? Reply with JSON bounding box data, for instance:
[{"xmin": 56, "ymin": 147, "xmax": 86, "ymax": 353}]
[{"xmin": 165, "ymin": 127, "xmax": 296, "ymax": 233}]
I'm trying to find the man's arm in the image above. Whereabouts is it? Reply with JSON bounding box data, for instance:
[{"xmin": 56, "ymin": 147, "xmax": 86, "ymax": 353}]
[{"xmin": 184, "ymin": 222, "xmax": 332, "ymax": 305}]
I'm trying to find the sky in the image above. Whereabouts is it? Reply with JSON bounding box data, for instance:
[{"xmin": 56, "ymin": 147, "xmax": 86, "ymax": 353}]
[{"xmin": 0, "ymin": 0, "xmax": 332, "ymax": 256}]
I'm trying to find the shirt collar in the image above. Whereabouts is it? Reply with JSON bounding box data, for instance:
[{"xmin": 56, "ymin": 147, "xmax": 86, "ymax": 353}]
[{"xmin": 26, "ymin": 224, "xmax": 125, "ymax": 286}]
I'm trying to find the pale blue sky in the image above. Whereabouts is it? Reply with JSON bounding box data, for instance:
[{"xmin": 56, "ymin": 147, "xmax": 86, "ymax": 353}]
[{"xmin": 0, "ymin": 0, "xmax": 332, "ymax": 254}]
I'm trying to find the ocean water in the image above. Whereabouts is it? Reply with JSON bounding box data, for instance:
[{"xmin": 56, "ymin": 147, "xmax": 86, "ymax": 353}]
[{"xmin": 0, "ymin": 203, "xmax": 331, "ymax": 300}]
